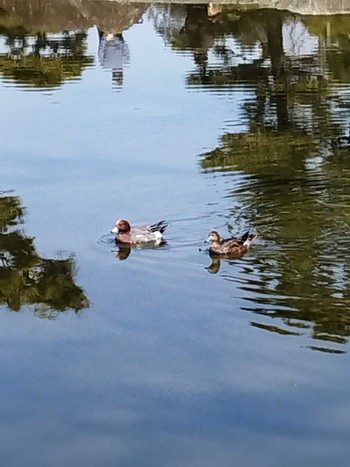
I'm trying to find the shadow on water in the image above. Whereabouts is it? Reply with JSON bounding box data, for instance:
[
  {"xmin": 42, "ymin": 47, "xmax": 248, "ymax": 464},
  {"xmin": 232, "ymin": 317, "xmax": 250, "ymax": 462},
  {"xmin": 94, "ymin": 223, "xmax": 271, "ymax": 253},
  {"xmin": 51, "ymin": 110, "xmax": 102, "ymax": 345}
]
[{"xmin": 0, "ymin": 192, "xmax": 89, "ymax": 318}]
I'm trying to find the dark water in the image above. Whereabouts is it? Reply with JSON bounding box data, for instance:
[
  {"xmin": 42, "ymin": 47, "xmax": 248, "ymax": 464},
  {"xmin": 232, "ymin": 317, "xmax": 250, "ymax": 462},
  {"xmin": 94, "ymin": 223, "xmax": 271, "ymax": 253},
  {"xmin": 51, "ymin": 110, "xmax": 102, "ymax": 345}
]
[{"xmin": 1, "ymin": 2, "xmax": 350, "ymax": 466}]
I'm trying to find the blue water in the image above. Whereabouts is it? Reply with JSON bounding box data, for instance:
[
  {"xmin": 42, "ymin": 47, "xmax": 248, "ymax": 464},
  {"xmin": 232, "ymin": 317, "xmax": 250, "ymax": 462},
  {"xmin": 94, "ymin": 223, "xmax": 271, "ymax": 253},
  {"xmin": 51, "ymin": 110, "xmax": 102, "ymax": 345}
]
[{"xmin": 1, "ymin": 5, "xmax": 350, "ymax": 466}]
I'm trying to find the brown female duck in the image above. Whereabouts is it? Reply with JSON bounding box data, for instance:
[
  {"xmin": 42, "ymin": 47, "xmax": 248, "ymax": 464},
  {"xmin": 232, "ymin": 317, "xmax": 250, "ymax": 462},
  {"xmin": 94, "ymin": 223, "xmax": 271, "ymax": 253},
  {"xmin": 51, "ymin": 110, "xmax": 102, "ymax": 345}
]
[{"xmin": 206, "ymin": 230, "xmax": 257, "ymax": 256}]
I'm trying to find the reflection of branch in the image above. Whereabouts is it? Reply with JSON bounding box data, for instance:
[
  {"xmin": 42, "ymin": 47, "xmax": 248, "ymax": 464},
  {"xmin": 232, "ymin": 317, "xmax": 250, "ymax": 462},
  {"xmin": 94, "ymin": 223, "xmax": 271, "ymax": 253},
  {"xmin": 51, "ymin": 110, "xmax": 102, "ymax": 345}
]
[{"xmin": 251, "ymin": 321, "xmax": 300, "ymax": 336}]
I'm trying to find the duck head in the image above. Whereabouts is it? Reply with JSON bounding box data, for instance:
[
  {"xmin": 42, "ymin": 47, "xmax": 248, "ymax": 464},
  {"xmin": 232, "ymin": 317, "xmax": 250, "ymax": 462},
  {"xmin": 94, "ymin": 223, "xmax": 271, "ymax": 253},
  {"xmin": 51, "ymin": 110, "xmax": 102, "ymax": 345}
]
[
  {"xmin": 111, "ymin": 219, "xmax": 131, "ymax": 234},
  {"xmin": 206, "ymin": 231, "xmax": 221, "ymax": 243}
]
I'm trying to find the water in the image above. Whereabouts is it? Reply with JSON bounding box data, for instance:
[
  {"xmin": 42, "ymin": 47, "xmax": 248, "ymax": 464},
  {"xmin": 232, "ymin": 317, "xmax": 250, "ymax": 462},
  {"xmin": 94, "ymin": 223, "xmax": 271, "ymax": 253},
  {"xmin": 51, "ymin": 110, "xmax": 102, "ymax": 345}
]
[{"xmin": 1, "ymin": 3, "xmax": 350, "ymax": 466}]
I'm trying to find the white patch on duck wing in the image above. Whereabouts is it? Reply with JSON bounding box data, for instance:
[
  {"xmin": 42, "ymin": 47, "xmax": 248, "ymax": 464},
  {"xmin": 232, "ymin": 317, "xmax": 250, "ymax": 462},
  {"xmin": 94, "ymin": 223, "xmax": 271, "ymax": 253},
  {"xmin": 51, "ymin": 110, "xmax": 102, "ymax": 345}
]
[{"xmin": 134, "ymin": 231, "xmax": 162, "ymax": 244}]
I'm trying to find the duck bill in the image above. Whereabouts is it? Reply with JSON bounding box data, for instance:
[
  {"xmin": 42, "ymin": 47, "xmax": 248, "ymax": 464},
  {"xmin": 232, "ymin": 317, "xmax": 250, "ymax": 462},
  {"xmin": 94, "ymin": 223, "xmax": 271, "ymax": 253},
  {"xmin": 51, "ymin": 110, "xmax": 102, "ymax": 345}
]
[
  {"xmin": 111, "ymin": 226, "xmax": 119, "ymax": 234},
  {"xmin": 204, "ymin": 236, "xmax": 212, "ymax": 243}
]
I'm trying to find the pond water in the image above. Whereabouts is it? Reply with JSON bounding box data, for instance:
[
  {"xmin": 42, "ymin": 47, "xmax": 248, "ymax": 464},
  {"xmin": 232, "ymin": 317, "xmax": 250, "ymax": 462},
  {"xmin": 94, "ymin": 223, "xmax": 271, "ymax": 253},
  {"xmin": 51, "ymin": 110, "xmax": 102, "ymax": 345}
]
[{"xmin": 1, "ymin": 2, "xmax": 350, "ymax": 466}]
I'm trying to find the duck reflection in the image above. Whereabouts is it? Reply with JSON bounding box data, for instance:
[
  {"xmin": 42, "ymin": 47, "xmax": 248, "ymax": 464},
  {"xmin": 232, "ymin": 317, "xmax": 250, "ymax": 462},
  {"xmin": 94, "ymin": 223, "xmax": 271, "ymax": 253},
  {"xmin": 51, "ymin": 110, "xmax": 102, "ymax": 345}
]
[
  {"xmin": 115, "ymin": 241, "xmax": 167, "ymax": 261},
  {"xmin": 0, "ymin": 193, "xmax": 89, "ymax": 316},
  {"xmin": 206, "ymin": 252, "xmax": 243, "ymax": 274},
  {"xmin": 116, "ymin": 243, "xmax": 132, "ymax": 261},
  {"xmin": 205, "ymin": 255, "xmax": 222, "ymax": 274}
]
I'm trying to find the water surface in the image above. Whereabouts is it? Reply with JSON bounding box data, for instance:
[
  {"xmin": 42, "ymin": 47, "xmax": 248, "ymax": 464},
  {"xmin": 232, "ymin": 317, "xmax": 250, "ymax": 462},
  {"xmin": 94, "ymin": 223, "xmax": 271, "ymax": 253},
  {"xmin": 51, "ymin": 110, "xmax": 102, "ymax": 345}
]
[{"xmin": 1, "ymin": 3, "xmax": 350, "ymax": 466}]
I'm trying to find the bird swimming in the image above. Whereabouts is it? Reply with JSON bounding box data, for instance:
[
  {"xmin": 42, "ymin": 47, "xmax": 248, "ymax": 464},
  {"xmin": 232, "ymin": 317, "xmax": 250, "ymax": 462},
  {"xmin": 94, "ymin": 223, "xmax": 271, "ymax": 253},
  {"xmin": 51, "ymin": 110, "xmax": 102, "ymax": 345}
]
[
  {"xmin": 111, "ymin": 219, "xmax": 168, "ymax": 245},
  {"xmin": 206, "ymin": 230, "xmax": 257, "ymax": 256}
]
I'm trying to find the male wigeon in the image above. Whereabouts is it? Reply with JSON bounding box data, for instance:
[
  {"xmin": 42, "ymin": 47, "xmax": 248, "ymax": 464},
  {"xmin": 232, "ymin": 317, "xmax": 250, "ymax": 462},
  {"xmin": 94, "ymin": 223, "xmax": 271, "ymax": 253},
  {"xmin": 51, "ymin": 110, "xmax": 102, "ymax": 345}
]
[
  {"xmin": 111, "ymin": 219, "xmax": 168, "ymax": 245},
  {"xmin": 206, "ymin": 230, "xmax": 257, "ymax": 256}
]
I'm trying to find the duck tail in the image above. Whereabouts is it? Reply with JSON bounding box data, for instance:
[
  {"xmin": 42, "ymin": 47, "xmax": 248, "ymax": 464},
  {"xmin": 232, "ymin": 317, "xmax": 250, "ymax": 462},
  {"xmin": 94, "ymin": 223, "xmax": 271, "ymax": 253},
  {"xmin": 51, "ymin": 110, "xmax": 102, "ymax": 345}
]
[
  {"xmin": 249, "ymin": 232, "xmax": 258, "ymax": 242},
  {"xmin": 158, "ymin": 223, "xmax": 168, "ymax": 234},
  {"xmin": 150, "ymin": 220, "xmax": 168, "ymax": 234},
  {"xmin": 242, "ymin": 231, "xmax": 258, "ymax": 248},
  {"xmin": 241, "ymin": 231, "xmax": 250, "ymax": 242}
]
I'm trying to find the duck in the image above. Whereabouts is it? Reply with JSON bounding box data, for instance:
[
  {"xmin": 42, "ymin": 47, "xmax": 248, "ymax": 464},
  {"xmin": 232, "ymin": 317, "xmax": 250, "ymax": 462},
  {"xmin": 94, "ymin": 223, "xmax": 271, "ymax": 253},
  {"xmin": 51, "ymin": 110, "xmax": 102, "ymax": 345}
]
[
  {"xmin": 111, "ymin": 219, "xmax": 168, "ymax": 245},
  {"xmin": 206, "ymin": 230, "xmax": 257, "ymax": 256}
]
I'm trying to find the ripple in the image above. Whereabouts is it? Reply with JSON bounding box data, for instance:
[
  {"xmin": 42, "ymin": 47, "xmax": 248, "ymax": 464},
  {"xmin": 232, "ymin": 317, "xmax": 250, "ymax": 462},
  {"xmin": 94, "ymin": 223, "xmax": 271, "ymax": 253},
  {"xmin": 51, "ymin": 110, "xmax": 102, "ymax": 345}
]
[
  {"xmin": 250, "ymin": 321, "xmax": 301, "ymax": 336},
  {"xmin": 306, "ymin": 346, "xmax": 346, "ymax": 355},
  {"xmin": 97, "ymin": 233, "xmax": 115, "ymax": 245}
]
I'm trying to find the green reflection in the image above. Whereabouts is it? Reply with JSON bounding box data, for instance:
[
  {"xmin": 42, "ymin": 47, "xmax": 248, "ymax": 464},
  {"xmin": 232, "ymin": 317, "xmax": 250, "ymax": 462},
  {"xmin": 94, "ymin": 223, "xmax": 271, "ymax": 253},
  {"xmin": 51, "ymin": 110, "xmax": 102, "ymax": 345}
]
[
  {"xmin": 0, "ymin": 193, "xmax": 89, "ymax": 317},
  {"xmin": 0, "ymin": 29, "xmax": 93, "ymax": 88},
  {"xmin": 150, "ymin": 3, "xmax": 350, "ymax": 350},
  {"xmin": 200, "ymin": 109, "xmax": 350, "ymax": 346},
  {"xmin": 158, "ymin": 7, "xmax": 350, "ymax": 349},
  {"xmin": 153, "ymin": 5, "xmax": 350, "ymax": 95},
  {"xmin": 0, "ymin": 0, "xmax": 148, "ymax": 88},
  {"xmin": 202, "ymin": 129, "xmax": 350, "ymax": 349}
]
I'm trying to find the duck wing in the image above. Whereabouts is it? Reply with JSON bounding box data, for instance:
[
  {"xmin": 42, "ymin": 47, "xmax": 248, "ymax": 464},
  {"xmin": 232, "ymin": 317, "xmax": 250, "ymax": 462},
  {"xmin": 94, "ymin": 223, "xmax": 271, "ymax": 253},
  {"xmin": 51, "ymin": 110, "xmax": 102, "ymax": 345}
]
[
  {"xmin": 132, "ymin": 221, "xmax": 166, "ymax": 234},
  {"xmin": 210, "ymin": 237, "xmax": 244, "ymax": 255},
  {"xmin": 223, "ymin": 237, "xmax": 245, "ymax": 248}
]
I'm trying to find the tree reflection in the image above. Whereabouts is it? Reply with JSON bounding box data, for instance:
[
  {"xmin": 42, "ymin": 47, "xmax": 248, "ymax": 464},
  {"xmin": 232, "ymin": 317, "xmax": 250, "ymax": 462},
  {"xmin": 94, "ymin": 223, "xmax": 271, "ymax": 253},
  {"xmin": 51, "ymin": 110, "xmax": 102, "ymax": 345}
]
[
  {"xmin": 196, "ymin": 13, "xmax": 350, "ymax": 348},
  {"xmin": 150, "ymin": 6, "xmax": 350, "ymax": 349},
  {"xmin": 0, "ymin": 193, "xmax": 89, "ymax": 317},
  {"xmin": 0, "ymin": 28, "xmax": 93, "ymax": 88},
  {"xmin": 152, "ymin": 6, "xmax": 350, "ymax": 112},
  {"xmin": 201, "ymin": 136, "xmax": 350, "ymax": 349},
  {"xmin": 0, "ymin": 0, "xmax": 149, "ymax": 88}
]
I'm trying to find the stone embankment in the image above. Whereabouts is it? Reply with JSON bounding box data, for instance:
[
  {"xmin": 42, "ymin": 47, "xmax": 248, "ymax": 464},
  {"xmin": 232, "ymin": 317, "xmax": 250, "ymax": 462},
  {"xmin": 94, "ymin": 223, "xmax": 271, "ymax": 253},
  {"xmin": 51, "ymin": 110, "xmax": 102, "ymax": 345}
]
[{"xmin": 92, "ymin": 0, "xmax": 350, "ymax": 15}]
